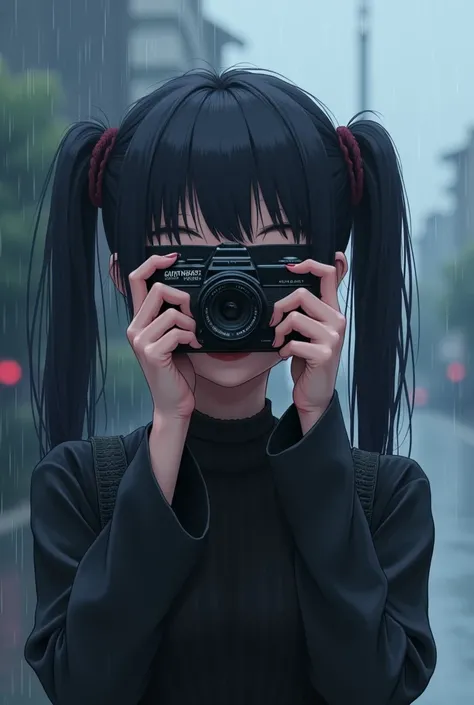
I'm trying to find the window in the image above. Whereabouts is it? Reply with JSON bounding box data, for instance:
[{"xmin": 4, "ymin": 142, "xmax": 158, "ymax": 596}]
[{"xmin": 128, "ymin": 26, "xmax": 186, "ymax": 69}]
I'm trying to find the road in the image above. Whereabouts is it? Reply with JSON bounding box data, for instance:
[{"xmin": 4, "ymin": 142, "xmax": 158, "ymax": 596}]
[
  {"xmin": 411, "ymin": 410, "xmax": 474, "ymax": 705},
  {"xmin": 1, "ymin": 362, "xmax": 473, "ymax": 704}
]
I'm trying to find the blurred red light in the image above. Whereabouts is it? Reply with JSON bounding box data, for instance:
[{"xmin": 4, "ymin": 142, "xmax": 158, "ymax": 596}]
[
  {"xmin": 446, "ymin": 361, "xmax": 466, "ymax": 383},
  {"xmin": 0, "ymin": 360, "xmax": 22, "ymax": 386},
  {"xmin": 413, "ymin": 387, "xmax": 428, "ymax": 407}
]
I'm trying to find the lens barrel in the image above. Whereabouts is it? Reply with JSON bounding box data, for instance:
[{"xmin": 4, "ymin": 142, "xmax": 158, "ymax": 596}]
[{"xmin": 198, "ymin": 273, "xmax": 265, "ymax": 342}]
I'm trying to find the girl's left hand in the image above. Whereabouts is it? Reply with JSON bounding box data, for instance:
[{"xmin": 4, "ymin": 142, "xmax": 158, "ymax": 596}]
[{"xmin": 270, "ymin": 259, "xmax": 346, "ymax": 432}]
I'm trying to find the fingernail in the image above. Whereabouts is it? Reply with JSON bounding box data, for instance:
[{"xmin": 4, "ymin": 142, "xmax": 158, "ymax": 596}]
[
  {"xmin": 286, "ymin": 263, "xmax": 296, "ymax": 268},
  {"xmin": 165, "ymin": 252, "xmax": 178, "ymax": 258}
]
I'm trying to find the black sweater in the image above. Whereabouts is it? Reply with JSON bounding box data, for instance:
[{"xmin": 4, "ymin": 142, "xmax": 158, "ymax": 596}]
[{"xmin": 25, "ymin": 394, "xmax": 436, "ymax": 705}]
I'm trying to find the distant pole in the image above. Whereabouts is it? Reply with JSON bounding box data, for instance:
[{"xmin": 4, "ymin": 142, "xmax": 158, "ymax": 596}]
[{"xmin": 358, "ymin": 0, "xmax": 371, "ymax": 115}]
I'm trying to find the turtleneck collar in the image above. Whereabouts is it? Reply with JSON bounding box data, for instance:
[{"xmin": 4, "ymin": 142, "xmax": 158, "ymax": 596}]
[{"xmin": 186, "ymin": 400, "xmax": 276, "ymax": 473}]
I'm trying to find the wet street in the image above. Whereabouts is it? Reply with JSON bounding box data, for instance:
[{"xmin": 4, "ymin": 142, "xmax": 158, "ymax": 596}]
[
  {"xmin": 411, "ymin": 410, "xmax": 474, "ymax": 704},
  {"xmin": 1, "ymin": 363, "xmax": 473, "ymax": 703}
]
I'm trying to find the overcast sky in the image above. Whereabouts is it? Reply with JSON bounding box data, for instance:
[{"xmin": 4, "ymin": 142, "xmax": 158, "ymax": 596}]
[{"xmin": 206, "ymin": 0, "xmax": 473, "ymax": 237}]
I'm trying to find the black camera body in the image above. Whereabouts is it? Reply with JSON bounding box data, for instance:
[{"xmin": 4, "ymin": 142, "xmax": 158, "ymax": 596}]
[{"xmin": 145, "ymin": 243, "xmax": 319, "ymax": 353}]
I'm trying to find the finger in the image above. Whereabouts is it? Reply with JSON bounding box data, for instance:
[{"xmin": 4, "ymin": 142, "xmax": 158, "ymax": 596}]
[
  {"xmin": 271, "ymin": 287, "xmax": 345, "ymax": 329},
  {"xmin": 131, "ymin": 309, "xmax": 196, "ymax": 348},
  {"xmin": 272, "ymin": 311, "xmax": 339, "ymax": 349},
  {"xmin": 278, "ymin": 339, "xmax": 333, "ymax": 365},
  {"xmin": 286, "ymin": 259, "xmax": 340, "ymax": 310},
  {"xmin": 128, "ymin": 253, "xmax": 178, "ymax": 316},
  {"xmin": 130, "ymin": 282, "xmax": 192, "ymax": 333},
  {"xmin": 144, "ymin": 329, "xmax": 201, "ymax": 364}
]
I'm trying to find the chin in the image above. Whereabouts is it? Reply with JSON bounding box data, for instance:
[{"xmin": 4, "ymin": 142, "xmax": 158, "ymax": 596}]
[{"xmin": 187, "ymin": 351, "xmax": 281, "ymax": 387}]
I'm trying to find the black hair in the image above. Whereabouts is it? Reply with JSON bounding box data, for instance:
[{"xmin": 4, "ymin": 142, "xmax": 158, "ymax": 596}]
[{"xmin": 27, "ymin": 67, "xmax": 416, "ymax": 457}]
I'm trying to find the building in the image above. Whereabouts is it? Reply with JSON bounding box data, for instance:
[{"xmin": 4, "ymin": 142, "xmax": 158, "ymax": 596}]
[
  {"xmin": 417, "ymin": 211, "xmax": 454, "ymax": 285},
  {"xmin": 128, "ymin": 0, "xmax": 244, "ymax": 104},
  {"xmin": 418, "ymin": 127, "xmax": 474, "ymax": 286},
  {"xmin": 442, "ymin": 127, "xmax": 474, "ymax": 253},
  {"xmin": 0, "ymin": 0, "xmax": 244, "ymax": 123},
  {"xmin": 416, "ymin": 131, "xmax": 474, "ymax": 411}
]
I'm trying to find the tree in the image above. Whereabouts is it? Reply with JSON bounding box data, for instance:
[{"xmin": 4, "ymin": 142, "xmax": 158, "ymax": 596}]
[{"xmin": 0, "ymin": 58, "xmax": 65, "ymax": 509}]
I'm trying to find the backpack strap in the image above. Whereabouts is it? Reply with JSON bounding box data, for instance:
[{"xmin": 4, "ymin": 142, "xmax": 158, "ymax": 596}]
[
  {"xmin": 351, "ymin": 447, "xmax": 379, "ymax": 528},
  {"xmin": 89, "ymin": 436, "xmax": 378, "ymax": 531},
  {"xmin": 89, "ymin": 435, "xmax": 128, "ymax": 530}
]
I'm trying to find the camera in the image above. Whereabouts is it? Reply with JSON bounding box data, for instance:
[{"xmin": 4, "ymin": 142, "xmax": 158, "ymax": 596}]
[{"xmin": 145, "ymin": 243, "xmax": 319, "ymax": 353}]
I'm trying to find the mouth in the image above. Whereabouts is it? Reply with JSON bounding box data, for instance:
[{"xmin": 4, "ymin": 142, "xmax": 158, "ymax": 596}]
[{"xmin": 205, "ymin": 352, "xmax": 251, "ymax": 362}]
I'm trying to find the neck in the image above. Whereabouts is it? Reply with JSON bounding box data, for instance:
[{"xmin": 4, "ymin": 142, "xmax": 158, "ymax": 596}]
[{"xmin": 193, "ymin": 371, "xmax": 270, "ymax": 420}]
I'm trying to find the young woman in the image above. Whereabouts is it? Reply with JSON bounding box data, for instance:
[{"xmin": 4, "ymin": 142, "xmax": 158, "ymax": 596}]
[{"xmin": 25, "ymin": 69, "xmax": 436, "ymax": 705}]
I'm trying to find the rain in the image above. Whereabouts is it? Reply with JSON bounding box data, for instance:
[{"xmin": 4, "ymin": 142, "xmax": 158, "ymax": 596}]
[{"xmin": 0, "ymin": 0, "xmax": 473, "ymax": 703}]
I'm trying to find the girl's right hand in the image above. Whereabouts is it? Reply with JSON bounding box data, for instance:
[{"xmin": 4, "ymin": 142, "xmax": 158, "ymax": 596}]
[{"xmin": 126, "ymin": 253, "xmax": 201, "ymax": 420}]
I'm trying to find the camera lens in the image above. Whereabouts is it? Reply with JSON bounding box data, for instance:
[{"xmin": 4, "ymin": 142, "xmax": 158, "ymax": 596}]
[
  {"xmin": 220, "ymin": 300, "xmax": 240, "ymax": 321},
  {"xmin": 211, "ymin": 289, "xmax": 251, "ymax": 332},
  {"xmin": 199, "ymin": 275, "xmax": 264, "ymax": 342}
]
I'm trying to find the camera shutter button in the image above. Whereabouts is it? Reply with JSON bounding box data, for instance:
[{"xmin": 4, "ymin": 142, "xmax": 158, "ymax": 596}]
[{"xmin": 279, "ymin": 256, "xmax": 301, "ymax": 264}]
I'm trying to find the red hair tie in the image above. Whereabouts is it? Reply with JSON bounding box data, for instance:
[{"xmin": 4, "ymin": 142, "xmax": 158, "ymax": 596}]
[
  {"xmin": 336, "ymin": 126, "xmax": 364, "ymax": 206},
  {"xmin": 88, "ymin": 127, "xmax": 119, "ymax": 208}
]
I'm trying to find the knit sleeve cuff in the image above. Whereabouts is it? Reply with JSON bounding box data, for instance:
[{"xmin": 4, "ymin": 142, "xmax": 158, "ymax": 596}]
[
  {"xmin": 127, "ymin": 423, "xmax": 210, "ymax": 541},
  {"xmin": 267, "ymin": 392, "xmax": 351, "ymax": 460}
]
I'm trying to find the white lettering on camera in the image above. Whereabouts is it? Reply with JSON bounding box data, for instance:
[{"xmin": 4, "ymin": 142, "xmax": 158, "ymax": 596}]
[{"xmin": 164, "ymin": 269, "xmax": 201, "ymax": 281}]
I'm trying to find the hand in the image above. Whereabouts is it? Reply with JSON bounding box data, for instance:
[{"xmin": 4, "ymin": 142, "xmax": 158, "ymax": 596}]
[
  {"xmin": 271, "ymin": 260, "xmax": 346, "ymax": 432},
  {"xmin": 126, "ymin": 253, "xmax": 201, "ymax": 420}
]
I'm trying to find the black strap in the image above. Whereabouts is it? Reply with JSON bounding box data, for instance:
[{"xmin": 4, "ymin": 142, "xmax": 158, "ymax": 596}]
[
  {"xmin": 351, "ymin": 447, "xmax": 379, "ymax": 528},
  {"xmin": 90, "ymin": 436, "xmax": 379, "ymax": 531},
  {"xmin": 89, "ymin": 435, "xmax": 128, "ymax": 530}
]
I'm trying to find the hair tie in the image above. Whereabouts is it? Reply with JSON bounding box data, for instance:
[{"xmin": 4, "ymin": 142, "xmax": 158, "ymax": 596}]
[
  {"xmin": 336, "ymin": 126, "xmax": 364, "ymax": 206},
  {"xmin": 88, "ymin": 127, "xmax": 119, "ymax": 208}
]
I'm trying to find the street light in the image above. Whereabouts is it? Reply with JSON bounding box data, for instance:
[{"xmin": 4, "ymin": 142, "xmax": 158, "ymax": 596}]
[
  {"xmin": 0, "ymin": 360, "xmax": 22, "ymax": 386},
  {"xmin": 358, "ymin": 0, "xmax": 371, "ymax": 115}
]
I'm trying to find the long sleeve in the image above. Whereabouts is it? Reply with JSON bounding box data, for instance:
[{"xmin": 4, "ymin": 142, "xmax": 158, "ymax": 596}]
[
  {"xmin": 267, "ymin": 394, "xmax": 436, "ymax": 705},
  {"xmin": 25, "ymin": 428, "xmax": 210, "ymax": 705}
]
